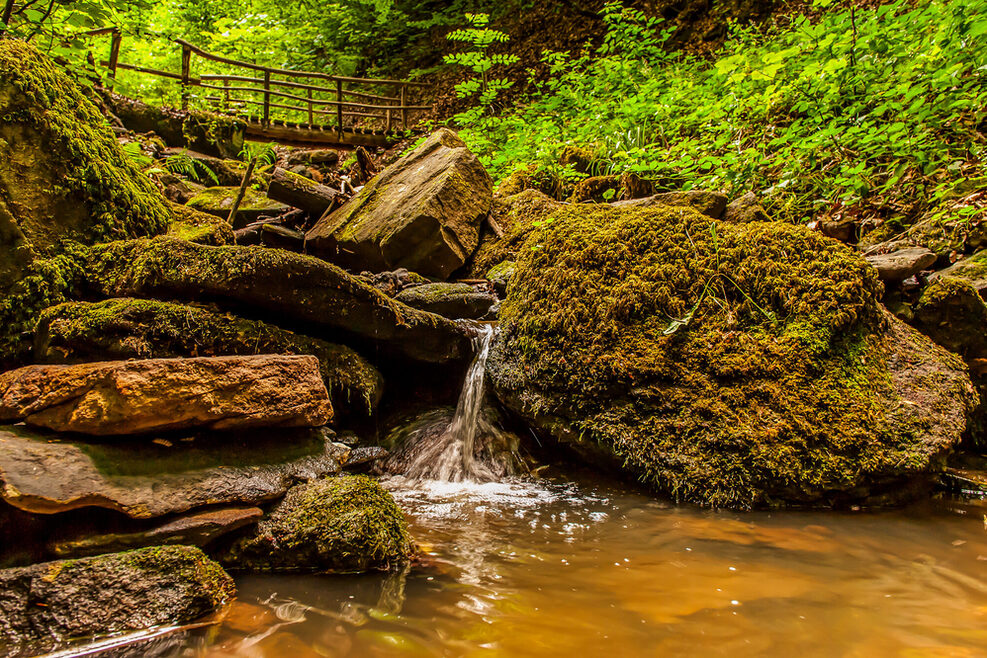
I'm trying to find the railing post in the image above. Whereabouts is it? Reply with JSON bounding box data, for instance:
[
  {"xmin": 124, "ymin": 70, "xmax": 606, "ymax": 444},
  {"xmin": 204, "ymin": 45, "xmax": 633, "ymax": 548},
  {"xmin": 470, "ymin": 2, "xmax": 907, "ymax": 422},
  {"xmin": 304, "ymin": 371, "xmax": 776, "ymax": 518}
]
[
  {"xmin": 336, "ymin": 79, "xmax": 343, "ymax": 136},
  {"xmin": 263, "ymin": 70, "xmax": 271, "ymax": 126},
  {"xmin": 107, "ymin": 29, "xmax": 122, "ymax": 91},
  {"xmin": 223, "ymin": 77, "xmax": 230, "ymax": 112},
  {"xmin": 307, "ymin": 87, "xmax": 314, "ymax": 126},
  {"xmin": 400, "ymin": 85, "xmax": 407, "ymax": 129},
  {"xmin": 180, "ymin": 44, "xmax": 191, "ymax": 110}
]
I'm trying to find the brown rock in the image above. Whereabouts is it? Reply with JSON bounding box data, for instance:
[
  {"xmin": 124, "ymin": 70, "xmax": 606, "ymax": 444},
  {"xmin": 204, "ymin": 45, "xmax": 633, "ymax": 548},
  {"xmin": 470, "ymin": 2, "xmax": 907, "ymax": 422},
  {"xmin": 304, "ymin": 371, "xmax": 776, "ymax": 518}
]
[
  {"xmin": 723, "ymin": 192, "xmax": 770, "ymax": 224},
  {"xmin": 0, "ymin": 355, "xmax": 331, "ymax": 435},
  {"xmin": 613, "ymin": 190, "xmax": 728, "ymax": 219},
  {"xmin": 49, "ymin": 506, "xmax": 263, "ymax": 558},
  {"xmin": 865, "ymin": 247, "xmax": 937, "ymax": 283},
  {"xmin": 0, "ymin": 424, "xmax": 347, "ymax": 518},
  {"xmin": 306, "ymin": 128, "xmax": 492, "ymax": 278}
]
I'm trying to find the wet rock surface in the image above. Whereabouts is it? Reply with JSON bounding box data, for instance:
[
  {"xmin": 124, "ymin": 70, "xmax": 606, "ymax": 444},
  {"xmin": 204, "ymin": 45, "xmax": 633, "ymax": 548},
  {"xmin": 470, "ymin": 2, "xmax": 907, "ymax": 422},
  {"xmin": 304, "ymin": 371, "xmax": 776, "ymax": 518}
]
[
  {"xmin": 0, "ymin": 545, "xmax": 235, "ymax": 655},
  {"xmin": 306, "ymin": 128, "xmax": 493, "ymax": 278},
  {"xmin": 219, "ymin": 475, "xmax": 413, "ymax": 573},
  {"xmin": 49, "ymin": 507, "xmax": 263, "ymax": 559},
  {"xmin": 0, "ymin": 355, "xmax": 332, "ymax": 435},
  {"xmin": 0, "ymin": 425, "xmax": 346, "ymax": 518}
]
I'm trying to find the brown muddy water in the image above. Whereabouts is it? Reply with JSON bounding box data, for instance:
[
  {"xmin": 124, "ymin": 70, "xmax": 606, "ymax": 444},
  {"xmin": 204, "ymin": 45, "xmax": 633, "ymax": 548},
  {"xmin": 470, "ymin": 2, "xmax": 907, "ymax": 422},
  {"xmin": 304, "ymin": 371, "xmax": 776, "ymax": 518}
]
[{"xmin": 87, "ymin": 472, "xmax": 986, "ymax": 658}]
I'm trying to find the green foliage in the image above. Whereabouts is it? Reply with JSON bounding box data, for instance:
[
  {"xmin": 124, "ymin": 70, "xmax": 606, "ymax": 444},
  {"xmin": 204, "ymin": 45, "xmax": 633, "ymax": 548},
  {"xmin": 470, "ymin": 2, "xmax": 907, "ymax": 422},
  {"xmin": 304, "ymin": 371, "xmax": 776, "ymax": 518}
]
[
  {"xmin": 239, "ymin": 141, "xmax": 277, "ymax": 167},
  {"xmin": 462, "ymin": 0, "xmax": 987, "ymax": 227},
  {"xmin": 163, "ymin": 151, "xmax": 219, "ymax": 184},
  {"xmin": 443, "ymin": 12, "xmax": 519, "ymax": 125}
]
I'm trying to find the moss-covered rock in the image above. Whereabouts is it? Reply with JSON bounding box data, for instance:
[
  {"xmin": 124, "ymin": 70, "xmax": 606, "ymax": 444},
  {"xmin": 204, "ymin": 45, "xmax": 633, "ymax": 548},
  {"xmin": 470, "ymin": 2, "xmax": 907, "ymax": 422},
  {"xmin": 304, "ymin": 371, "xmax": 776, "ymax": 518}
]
[
  {"xmin": 929, "ymin": 249, "xmax": 987, "ymax": 296},
  {"xmin": 0, "ymin": 545, "xmax": 234, "ymax": 654},
  {"xmin": 496, "ymin": 164, "xmax": 565, "ymax": 199},
  {"xmin": 0, "ymin": 41, "xmax": 169, "ymax": 364},
  {"xmin": 166, "ymin": 201, "xmax": 236, "ymax": 245},
  {"xmin": 219, "ymin": 475, "xmax": 413, "ymax": 573},
  {"xmin": 486, "ymin": 260, "xmax": 517, "ymax": 296},
  {"xmin": 558, "ymin": 145, "xmax": 596, "ymax": 174},
  {"xmin": 394, "ymin": 283, "xmax": 496, "ymax": 320},
  {"xmin": 83, "ymin": 237, "xmax": 473, "ymax": 363},
  {"xmin": 468, "ymin": 190, "xmax": 561, "ymax": 277},
  {"xmin": 35, "ymin": 299, "xmax": 383, "ymax": 416},
  {"xmin": 912, "ymin": 277, "xmax": 987, "ymax": 361},
  {"xmin": 489, "ymin": 203, "xmax": 977, "ymax": 509},
  {"xmin": 187, "ymin": 187, "xmax": 290, "ymax": 228},
  {"xmin": 306, "ymin": 128, "xmax": 492, "ymax": 278},
  {"xmin": 570, "ymin": 175, "xmax": 620, "ymax": 203}
]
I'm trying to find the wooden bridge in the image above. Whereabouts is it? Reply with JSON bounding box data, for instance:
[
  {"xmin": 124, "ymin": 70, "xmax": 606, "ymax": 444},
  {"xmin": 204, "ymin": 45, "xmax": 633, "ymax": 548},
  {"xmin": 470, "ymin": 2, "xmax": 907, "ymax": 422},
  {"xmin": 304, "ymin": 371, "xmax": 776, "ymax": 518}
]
[{"xmin": 84, "ymin": 28, "xmax": 431, "ymax": 148}]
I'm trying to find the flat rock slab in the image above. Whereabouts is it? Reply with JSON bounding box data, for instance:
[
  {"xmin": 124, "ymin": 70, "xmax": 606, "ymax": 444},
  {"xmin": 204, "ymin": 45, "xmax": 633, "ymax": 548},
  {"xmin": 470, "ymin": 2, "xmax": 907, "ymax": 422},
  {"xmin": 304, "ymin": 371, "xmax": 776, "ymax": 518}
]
[
  {"xmin": 50, "ymin": 506, "xmax": 263, "ymax": 559},
  {"xmin": 306, "ymin": 128, "xmax": 492, "ymax": 278},
  {"xmin": 0, "ymin": 545, "xmax": 234, "ymax": 654},
  {"xmin": 613, "ymin": 190, "xmax": 728, "ymax": 219},
  {"xmin": 187, "ymin": 187, "xmax": 290, "ymax": 228},
  {"xmin": 0, "ymin": 354, "xmax": 331, "ymax": 435},
  {"xmin": 0, "ymin": 425, "xmax": 346, "ymax": 518},
  {"xmin": 865, "ymin": 247, "xmax": 937, "ymax": 282}
]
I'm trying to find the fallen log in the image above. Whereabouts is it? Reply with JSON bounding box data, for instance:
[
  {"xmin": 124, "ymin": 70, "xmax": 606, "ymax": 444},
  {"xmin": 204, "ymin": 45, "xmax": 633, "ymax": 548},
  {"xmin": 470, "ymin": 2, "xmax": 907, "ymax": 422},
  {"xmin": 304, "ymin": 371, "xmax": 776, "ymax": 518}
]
[{"xmin": 267, "ymin": 167, "xmax": 339, "ymax": 217}]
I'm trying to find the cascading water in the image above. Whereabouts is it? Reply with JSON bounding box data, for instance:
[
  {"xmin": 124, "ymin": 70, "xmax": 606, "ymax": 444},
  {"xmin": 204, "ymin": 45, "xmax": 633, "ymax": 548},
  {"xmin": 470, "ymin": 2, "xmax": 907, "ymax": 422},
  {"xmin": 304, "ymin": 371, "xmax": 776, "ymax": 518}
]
[{"xmin": 388, "ymin": 323, "xmax": 507, "ymax": 482}]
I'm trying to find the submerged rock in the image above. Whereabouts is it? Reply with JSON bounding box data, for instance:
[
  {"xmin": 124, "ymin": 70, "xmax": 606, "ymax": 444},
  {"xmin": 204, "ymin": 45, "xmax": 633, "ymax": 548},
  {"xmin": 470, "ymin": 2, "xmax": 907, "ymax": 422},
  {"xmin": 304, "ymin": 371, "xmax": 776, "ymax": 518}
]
[
  {"xmin": 306, "ymin": 128, "xmax": 492, "ymax": 278},
  {"xmin": 50, "ymin": 507, "xmax": 263, "ymax": 559},
  {"xmin": 488, "ymin": 203, "xmax": 977, "ymax": 509},
  {"xmin": 0, "ymin": 545, "xmax": 234, "ymax": 654},
  {"xmin": 35, "ymin": 299, "xmax": 383, "ymax": 417},
  {"xmin": 0, "ymin": 355, "xmax": 332, "ymax": 435},
  {"xmin": 0, "ymin": 425, "xmax": 346, "ymax": 518},
  {"xmin": 84, "ymin": 237, "xmax": 473, "ymax": 363},
  {"xmin": 220, "ymin": 475, "xmax": 413, "ymax": 573},
  {"xmin": 395, "ymin": 283, "xmax": 497, "ymax": 320}
]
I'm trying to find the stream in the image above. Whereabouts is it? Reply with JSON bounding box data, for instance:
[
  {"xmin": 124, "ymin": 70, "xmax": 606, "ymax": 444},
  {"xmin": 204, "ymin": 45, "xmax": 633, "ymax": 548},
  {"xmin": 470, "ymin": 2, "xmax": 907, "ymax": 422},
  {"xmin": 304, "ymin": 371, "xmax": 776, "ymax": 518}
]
[{"xmin": 66, "ymin": 326, "xmax": 987, "ymax": 657}]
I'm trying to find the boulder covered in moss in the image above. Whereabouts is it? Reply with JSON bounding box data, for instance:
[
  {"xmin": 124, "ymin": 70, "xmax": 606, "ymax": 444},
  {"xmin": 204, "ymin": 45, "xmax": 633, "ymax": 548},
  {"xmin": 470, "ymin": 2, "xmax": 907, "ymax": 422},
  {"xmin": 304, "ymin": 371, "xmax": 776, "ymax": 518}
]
[
  {"xmin": 306, "ymin": 128, "xmax": 492, "ymax": 278},
  {"xmin": 0, "ymin": 41, "xmax": 170, "ymax": 363},
  {"xmin": 220, "ymin": 475, "xmax": 413, "ymax": 573},
  {"xmin": 912, "ymin": 277, "xmax": 987, "ymax": 361},
  {"xmin": 395, "ymin": 283, "xmax": 496, "ymax": 320},
  {"xmin": 166, "ymin": 201, "xmax": 235, "ymax": 245},
  {"xmin": 35, "ymin": 298, "xmax": 383, "ymax": 416},
  {"xmin": 84, "ymin": 237, "xmax": 473, "ymax": 363},
  {"xmin": 468, "ymin": 189, "xmax": 561, "ymax": 277},
  {"xmin": 187, "ymin": 187, "xmax": 290, "ymax": 228},
  {"xmin": 0, "ymin": 545, "xmax": 234, "ymax": 654},
  {"xmin": 488, "ymin": 203, "xmax": 978, "ymax": 509}
]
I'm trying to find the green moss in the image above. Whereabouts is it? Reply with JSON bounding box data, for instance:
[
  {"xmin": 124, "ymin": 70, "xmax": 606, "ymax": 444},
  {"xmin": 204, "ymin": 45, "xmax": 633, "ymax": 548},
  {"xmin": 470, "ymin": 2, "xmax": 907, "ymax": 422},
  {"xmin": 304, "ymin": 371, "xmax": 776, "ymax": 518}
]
[
  {"xmin": 222, "ymin": 475, "xmax": 413, "ymax": 574},
  {"xmin": 497, "ymin": 164, "xmax": 564, "ymax": 199},
  {"xmin": 913, "ymin": 276, "xmax": 987, "ymax": 360},
  {"xmin": 0, "ymin": 40, "xmax": 169, "ymax": 248},
  {"xmin": 569, "ymin": 175, "xmax": 620, "ymax": 203},
  {"xmin": 186, "ymin": 187, "xmax": 287, "ymax": 217},
  {"xmin": 166, "ymin": 202, "xmax": 235, "ymax": 245},
  {"xmin": 492, "ymin": 203, "xmax": 973, "ymax": 508},
  {"xmin": 37, "ymin": 298, "xmax": 383, "ymax": 415},
  {"xmin": 558, "ymin": 145, "xmax": 596, "ymax": 173},
  {"xmin": 469, "ymin": 190, "xmax": 560, "ymax": 277}
]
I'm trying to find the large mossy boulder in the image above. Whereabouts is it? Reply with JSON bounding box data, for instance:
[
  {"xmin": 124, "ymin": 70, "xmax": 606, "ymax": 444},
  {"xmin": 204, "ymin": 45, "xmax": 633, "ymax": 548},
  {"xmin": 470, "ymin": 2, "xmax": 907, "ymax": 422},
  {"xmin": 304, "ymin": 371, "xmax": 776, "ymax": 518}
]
[
  {"xmin": 83, "ymin": 237, "xmax": 473, "ymax": 363},
  {"xmin": 220, "ymin": 475, "xmax": 413, "ymax": 573},
  {"xmin": 0, "ymin": 41, "xmax": 170, "ymax": 363},
  {"xmin": 306, "ymin": 128, "xmax": 492, "ymax": 278},
  {"xmin": 35, "ymin": 299, "xmax": 383, "ymax": 417},
  {"xmin": 0, "ymin": 545, "xmax": 234, "ymax": 655},
  {"xmin": 488, "ymin": 203, "xmax": 978, "ymax": 509}
]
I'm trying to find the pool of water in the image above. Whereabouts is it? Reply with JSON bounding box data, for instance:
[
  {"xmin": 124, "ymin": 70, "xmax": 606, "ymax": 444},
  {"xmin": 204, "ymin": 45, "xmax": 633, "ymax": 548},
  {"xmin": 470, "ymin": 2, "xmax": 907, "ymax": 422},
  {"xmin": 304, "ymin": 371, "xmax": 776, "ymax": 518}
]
[{"xmin": 143, "ymin": 471, "xmax": 987, "ymax": 658}]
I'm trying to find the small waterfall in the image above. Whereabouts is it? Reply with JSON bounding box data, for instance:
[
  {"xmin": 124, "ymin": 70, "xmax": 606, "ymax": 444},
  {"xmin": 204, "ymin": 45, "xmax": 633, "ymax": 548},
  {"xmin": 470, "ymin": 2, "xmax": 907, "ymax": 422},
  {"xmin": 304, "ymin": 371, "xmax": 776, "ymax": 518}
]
[{"xmin": 395, "ymin": 324, "xmax": 503, "ymax": 482}]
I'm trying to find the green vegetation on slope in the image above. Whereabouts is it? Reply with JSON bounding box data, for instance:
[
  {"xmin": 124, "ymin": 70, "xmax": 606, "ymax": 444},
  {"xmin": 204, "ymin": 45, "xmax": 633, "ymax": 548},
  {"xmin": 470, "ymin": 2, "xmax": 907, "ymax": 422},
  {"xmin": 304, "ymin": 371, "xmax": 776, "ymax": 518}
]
[{"xmin": 461, "ymin": 0, "xmax": 987, "ymax": 230}]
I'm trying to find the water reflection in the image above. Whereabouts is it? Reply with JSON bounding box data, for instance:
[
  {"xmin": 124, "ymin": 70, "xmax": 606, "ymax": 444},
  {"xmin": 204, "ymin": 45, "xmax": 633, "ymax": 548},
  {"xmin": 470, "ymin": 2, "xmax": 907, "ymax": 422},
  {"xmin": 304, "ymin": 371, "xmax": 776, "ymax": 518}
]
[{"xmin": 157, "ymin": 474, "xmax": 985, "ymax": 657}]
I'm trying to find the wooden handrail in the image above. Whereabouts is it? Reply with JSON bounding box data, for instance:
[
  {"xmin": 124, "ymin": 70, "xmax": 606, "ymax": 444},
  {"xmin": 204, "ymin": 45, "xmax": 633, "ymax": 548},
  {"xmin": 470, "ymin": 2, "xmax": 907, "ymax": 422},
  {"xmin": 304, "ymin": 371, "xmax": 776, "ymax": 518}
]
[{"xmin": 85, "ymin": 27, "xmax": 428, "ymax": 134}]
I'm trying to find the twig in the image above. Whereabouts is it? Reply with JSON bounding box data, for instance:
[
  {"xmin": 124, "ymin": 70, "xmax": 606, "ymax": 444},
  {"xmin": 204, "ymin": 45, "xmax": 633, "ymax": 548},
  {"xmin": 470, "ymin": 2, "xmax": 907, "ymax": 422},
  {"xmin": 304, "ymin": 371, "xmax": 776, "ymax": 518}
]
[{"xmin": 227, "ymin": 157, "xmax": 257, "ymax": 226}]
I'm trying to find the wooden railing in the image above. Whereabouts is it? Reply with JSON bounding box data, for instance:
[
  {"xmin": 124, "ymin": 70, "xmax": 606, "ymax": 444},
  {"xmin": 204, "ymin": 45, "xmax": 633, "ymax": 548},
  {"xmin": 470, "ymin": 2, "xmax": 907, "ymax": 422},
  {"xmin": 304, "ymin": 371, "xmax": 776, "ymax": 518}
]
[{"xmin": 84, "ymin": 28, "xmax": 430, "ymax": 134}]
